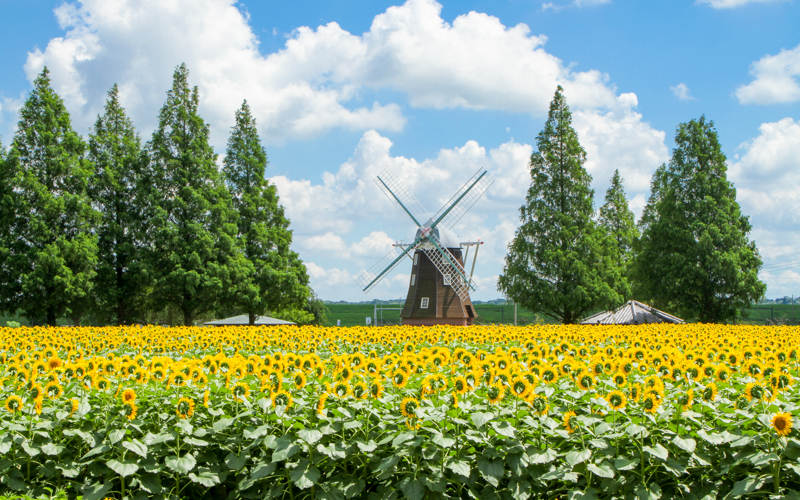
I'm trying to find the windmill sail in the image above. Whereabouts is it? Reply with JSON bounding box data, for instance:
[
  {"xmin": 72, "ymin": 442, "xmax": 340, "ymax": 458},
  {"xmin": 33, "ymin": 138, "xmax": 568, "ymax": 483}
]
[
  {"xmin": 354, "ymin": 237, "xmax": 418, "ymax": 292},
  {"xmin": 375, "ymin": 168, "xmax": 430, "ymax": 228},
  {"xmin": 430, "ymin": 168, "xmax": 494, "ymax": 231}
]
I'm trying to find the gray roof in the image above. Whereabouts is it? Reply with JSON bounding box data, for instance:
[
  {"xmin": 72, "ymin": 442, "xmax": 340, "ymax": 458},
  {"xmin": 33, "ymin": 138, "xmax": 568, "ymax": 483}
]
[
  {"xmin": 580, "ymin": 300, "xmax": 684, "ymax": 325},
  {"xmin": 204, "ymin": 315, "xmax": 296, "ymax": 326}
]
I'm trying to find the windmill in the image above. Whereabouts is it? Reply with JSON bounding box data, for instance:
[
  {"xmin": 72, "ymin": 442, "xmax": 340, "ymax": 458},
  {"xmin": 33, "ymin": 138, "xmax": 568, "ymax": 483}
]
[{"xmin": 355, "ymin": 167, "xmax": 494, "ymax": 326}]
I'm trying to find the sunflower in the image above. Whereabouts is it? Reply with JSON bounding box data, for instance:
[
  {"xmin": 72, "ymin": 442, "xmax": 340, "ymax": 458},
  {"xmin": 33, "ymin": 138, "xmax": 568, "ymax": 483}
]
[
  {"xmin": 177, "ymin": 397, "xmax": 195, "ymax": 419},
  {"xmin": 577, "ymin": 374, "xmax": 595, "ymax": 391},
  {"xmin": 641, "ymin": 393, "xmax": 661, "ymax": 414},
  {"xmin": 203, "ymin": 390, "xmax": 210, "ymax": 407},
  {"xmin": 232, "ymin": 382, "xmax": 251, "ymax": 402},
  {"xmin": 369, "ymin": 379, "xmax": 384, "ymax": 399},
  {"xmin": 317, "ymin": 393, "xmax": 329, "ymax": 415},
  {"xmin": 400, "ymin": 397, "xmax": 419, "ymax": 419},
  {"xmin": 392, "ymin": 370, "xmax": 409, "ymax": 388},
  {"xmin": 628, "ymin": 383, "xmax": 643, "ymax": 403},
  {"xmin": 121, "ymin": 388, "xmax": 137, "ymax": 404},
  {"xmin": 511, "ymin": 378, "xmax": 530, "ymax": 398},
  {"xmin": 772, "ymin": 412, "xmax": 793, "ymax": 437},
  {"xmin": 352, "ymin": 381, "xmax": 368, "ymax": 400},
  {"xmin": 453, "ymin": 376, "xmax": 469, "ymax": 395},
  {"xmin": 612, "ymin": 371, "xmax": 628, "ymax": 388},
  {"xmin": 292, "ymin": 372, "xmax": 306, "ymax": 389},
  {"xmin": 69, "ymin": 398, "xmax": 79, "ymax": 416},
  {"xmin": 5, "ymin": 395, "xmax": 22, "ymax": 413},
  {"xmin": 29, "ymin": 384, "xmax": 44, "ymax": 400},
  {"xmin": 486, "ymin": 382, "xmax": 506, "ymax": 405},
  {"xmin": 701, "ymin": 383, "xmax": 718, "ymax": 402},
  {"xmin": 34, "ymin": 398, "xmax": 43, "ymax": 415},
  {"xmin": 676, "ymin": 389, "xmax": 694, "ymax": 411},
  {"xmin": 563, "ymin": 410, "xmax": 578, "ymax": 434},
  {"xmin": 606, "ymin": 390, "xmax": 627, "ymax": 411},
  {"xmin": 47, "ymin": 357, "xmax": 63, "ymax": 370},
  {"xmin": 716, "ymin": 366, "xmax": 730, "ymax": 383},
  {"xmin": 272, "ymin": 390, "xmax": 293, "ymax": 409},
  {"xmin": 744, "ymin": 382, "xmax": 765, "ymax": 402},
  {"xmin": 169, "ymin": 373, "xmax": 186, "ymax": 387},
  {"xmin": 333, "ymin": 381, "xmax": 351, "ymax": 398},
  {"xmin": 45, "ymin": 381, "xmax": 63, "ymax": 400},
  {"xmin": 527, "ymin": 393, "xmax": 549, "ymax": 416}
]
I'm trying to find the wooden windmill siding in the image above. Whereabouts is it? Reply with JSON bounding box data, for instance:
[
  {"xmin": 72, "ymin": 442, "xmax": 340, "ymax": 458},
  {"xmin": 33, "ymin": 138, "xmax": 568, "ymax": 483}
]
[{"xmin": 401, "ymin": 249, "xmax": 476, "ymax": 326}]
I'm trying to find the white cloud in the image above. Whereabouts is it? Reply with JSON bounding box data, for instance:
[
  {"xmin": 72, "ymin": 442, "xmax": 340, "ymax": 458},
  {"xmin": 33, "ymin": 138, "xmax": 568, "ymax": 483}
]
[
  {"xmin": 25, "ymin": 0, "xmax": 635, "ymax": 146},
  {"xmin": 696, "ymin": 0, "xmax": 788, "ymax": 7},
  {"xmin": 735, "ymin": 43, "xmax": 800, "ymax": 104},
  {"xmin": 670, "ymin": 83, "xmax": 694, "ymax": 101},
  {"xmin": 543, "ymin": 0, "xmax": 611, "ymax": 11},
  {"xmin": 729, "ymin": 117, "xmax": 800, "ymax": 297},
  {"xmin": 573, "ymin": 94, "xmax": 669, "ymax": 197}
]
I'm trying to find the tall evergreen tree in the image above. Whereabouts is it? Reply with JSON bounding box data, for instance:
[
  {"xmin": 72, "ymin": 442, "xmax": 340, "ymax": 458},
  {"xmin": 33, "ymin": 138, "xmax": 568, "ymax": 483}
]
[
  {"xmin": 144, "ymin": 64, "xmax": 251, "ymax": 326},
  {"xmin": 0, "ymin": 68, "xmax": 98, "ymax": 325},
  {"xmin": 88, "ymin": 84, "xmax": 149, "ymax": 325},
  {"xmin": 631, "ymin": 116, "xmax": 765, "ymax": 322},
  {"xmin": 223, "ymin": 100, "xmax": 310, "ymax": 324},
  {"xmin": 499, "ymin": 86, "xmax": 623, "ymax": 324},
  {"xmin": 598, "ymin": 169, "xmax": 638, "ymax": 300}
]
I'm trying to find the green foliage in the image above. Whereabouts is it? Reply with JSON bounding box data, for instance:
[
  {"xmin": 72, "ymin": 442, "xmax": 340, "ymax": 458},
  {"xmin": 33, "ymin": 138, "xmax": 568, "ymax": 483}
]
[
  {"xmin": 88, "ymin": 85, "xmax": 150, "ymax": 325},
  {"xmin": 222, "ymin": 100, "xmax": 310, "ymax": 324},
  {"xmin": 598, "ymin": 170, "xmax": 638, "ymax": 298},
  {"xmin": 143, "ymin": 64, "xmax": 252, "ymax": 326},
  {"xmin": 0, "ymin": 68, "xmax": 98, "ymax": 326},
  {"xmin": 499, "ymin": 86, "xmax": 624, "ymax": 324},
  {"xmin": 631, "ymin": 116, "xmax": 766, "ymax": 323}
]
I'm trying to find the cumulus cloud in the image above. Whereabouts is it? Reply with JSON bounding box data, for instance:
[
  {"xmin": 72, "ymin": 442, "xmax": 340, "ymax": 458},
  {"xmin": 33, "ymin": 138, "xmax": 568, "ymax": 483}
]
[
  {"xmin": 735, "ymin": 43, "xmax": 800, "ymax": 104},
  {"xmin": 276, "ymin": 127, "xmax": 665, "ymax": 301},
  {"xmin": 26, "ymin": 0, "xmax": 637, "ymax": 146},
  {"xmin": 670, "ymin": 83, "xmax": 694, "ymax": 101},
  {"xmin": 729, "ymin": 117, "xmax": 800, "ymax": 297},
  {"xmin": 696, "ymin": 0, "xmax": 788, "ymax": 7},
  {"xmin": 542, "ymin": 0, "xmax": 611, "ymax": 12}
]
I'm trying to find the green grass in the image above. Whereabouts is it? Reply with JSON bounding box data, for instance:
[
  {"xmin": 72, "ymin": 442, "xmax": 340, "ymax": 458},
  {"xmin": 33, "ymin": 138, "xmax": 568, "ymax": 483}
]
[{"xmin": 323, "ymin": 302, "xmax": 557, "ymax": 327}]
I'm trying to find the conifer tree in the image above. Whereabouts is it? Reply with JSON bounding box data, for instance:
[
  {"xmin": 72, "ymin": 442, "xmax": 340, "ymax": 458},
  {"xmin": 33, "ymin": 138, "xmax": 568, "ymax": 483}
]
[
  {"xmin": 1, "ymin": 68, "xmax": 98, "ymax": 325},
  {"xmin": 499, "ymin": 86, "xmax": 623, "ymax": 324},
  {"xmin": 223, "ymin": 100, "xmax": 310, "ymax": 324},
  {"xmin": 88, "ymin": 84, "xmax": 150, "ymax": 325},
  {"xmin": 144, "ymin": 64, "xmax": 251, "ymax": 326},
  {"xmin": 631, "ymin": 116, "xmax": 765, "ymax": 322},
  {"xmin": 598, "ymin": 169, "xmax": 638, "ymax": 300}
]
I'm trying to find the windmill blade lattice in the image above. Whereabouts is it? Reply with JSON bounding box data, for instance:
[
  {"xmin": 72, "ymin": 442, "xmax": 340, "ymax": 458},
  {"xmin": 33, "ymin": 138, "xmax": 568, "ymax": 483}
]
[
  {"xmin": 430, "ymin": 169, "xmax": 494, "ymax": 231},
  {"xmin": 375, "ymin": 168, "xmax": 430, "ymax": 228},
  {"xmin": 354, "ymin": 237, "xmax": 417, "ymax": 292},
  {"xmin": 420, "ymin": 234, "xmax": 477, "ymax": 303}
]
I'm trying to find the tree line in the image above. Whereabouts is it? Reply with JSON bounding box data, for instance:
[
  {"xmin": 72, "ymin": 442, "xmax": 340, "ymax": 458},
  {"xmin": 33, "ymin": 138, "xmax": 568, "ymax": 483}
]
[
  {"xmin": 0, "ymin": 64, "xmax": 319, "ymax": 327},
  {"xmin": 499, "ymin": 86, "xmax": 766, "ymax": 324}
]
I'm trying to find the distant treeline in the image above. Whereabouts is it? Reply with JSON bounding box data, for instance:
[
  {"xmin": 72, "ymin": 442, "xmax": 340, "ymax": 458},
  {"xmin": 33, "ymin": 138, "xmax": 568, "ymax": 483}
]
[{"xmin": 0, "ymin": 64, "xmax": 320, "ymax": 327}]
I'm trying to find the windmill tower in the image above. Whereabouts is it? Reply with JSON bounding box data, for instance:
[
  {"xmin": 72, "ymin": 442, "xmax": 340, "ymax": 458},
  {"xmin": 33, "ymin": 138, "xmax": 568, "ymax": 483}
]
[{"xmin": 355, "ymin": 167, "xmax": 493, "ymax": 326}]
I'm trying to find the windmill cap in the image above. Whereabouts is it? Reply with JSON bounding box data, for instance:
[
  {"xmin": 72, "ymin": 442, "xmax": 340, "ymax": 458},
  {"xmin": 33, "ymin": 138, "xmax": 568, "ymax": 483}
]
[{"xmin": 416, "ymin": 222, "xmax": 461, "ymax": 249}]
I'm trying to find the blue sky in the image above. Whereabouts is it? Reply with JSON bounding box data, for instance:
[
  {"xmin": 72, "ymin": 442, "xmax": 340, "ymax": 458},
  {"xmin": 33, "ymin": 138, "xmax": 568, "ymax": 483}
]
[{"xmin": 1, "ymin": 0, "xmax": 799, "ymax": 303}]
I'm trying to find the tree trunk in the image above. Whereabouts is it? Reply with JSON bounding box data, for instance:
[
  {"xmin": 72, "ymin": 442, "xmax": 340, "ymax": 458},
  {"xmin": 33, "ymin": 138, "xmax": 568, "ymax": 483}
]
[{"xmin": 249, "ymin": 312, "xmax": 256, "ymax": 325}]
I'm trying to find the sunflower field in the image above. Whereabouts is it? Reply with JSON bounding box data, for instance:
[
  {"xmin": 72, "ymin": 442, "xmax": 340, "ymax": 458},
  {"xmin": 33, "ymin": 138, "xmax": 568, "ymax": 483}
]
[{"xmin": 2, "ymin": 324, "xmax": 800, "ymax": 499}]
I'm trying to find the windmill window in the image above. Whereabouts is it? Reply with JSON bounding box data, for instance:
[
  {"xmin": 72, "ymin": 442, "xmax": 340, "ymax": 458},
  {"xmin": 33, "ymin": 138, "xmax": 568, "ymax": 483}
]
[
  {"xmin": 410, "ymin": 274, "xmax": 416, "ymax": 286},
  {"xmin": 443, "ymin": 274, "xmax": 451, "ymax": 286},
  {"xmin": 421, "ymin": 297, "xmax": 429, "ymax": 309},
  {"xmin": 413, "ymin": 254, "xmax": 419, "ymax": 265}
]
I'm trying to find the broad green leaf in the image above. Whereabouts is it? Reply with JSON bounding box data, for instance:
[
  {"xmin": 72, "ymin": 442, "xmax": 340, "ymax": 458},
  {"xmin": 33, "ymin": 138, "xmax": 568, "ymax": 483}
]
[
  {"xmin": 272, "ymin": 440, "xmax": 301, "ymax": 462},
  {"xmin": 189, "ymin": 470, "xmax": 221, "ymax": 487},
  {"xmin": 165, "ymin": 453, "xmax": 197, "ymax": 474},
  {"xmin": 492, "ymin": 421, "xmax": 517, "ymax": 438},
  {"xmin": 225, "ymin": 451, "xmax": 247, "ymax": 470},
  {"xmin": 569, "ymin": 488, "xmax": 599, "ymax": 500},
  {"xmin": 290, "ymin": 458, "xmax": 320, "ymax": 489},
  {"xmin": 184, "ymin": 437, "xmax": 209, "ymax": 447},
  {"xmin": 134, "ymin": 473, "xmax": 161, "ymax": 494},
  {"xmin": 588, "ymin": 439, "xmax": 608, "ymax": 449},
  {"xmin": 625, "ymin": 424, "xmax": 647, "ymax": 437},
  {"xmin": 123, "ymin": 439, "xmax": 148, "ymax": 458},
  {"xmin": 446, "ymin": 458, "xmax": 470, "ymax": 477},
  {"xmin": 672, "ymin": 435, "xmax": 696, "ymax": 453},
  {"xmin": 21, "ymin": 442, "xmax": 40, "ymax": 457},
  {"xmin": 432, "ymin": 433, "xmax": 456, "ymax": 448},
  {"xmin": 108, "ymin": 428, "xmax": 126, "ymax": 444},
  {"xmin": 83, "ymin": 443, "xmax": 110, "ymax": 459},
  {"xmin": 244, "ymin": 424, "xmax": 270, "ymax": 440},
  {"xmin": 392, "ymin": 432, "xmax": 416, "ymax": 447},
  {"xmin": 342, "ymin": 477, "xmax": 365, "ymax": 498},
  {"xmin": 107, "ymin": 458, "xmax": 139, "ymax": 477},
  {"xmin": 375, "ymin": 455, "xmax": 400, "ymax": 472},
  {"xmin": 528, "ymin": 448, "xmax": 557, "ymax": 464},
  {"xmin": 343, "ymin": 420, "xmax": 362, "ymax": 430},
  {"xmin": 565, "ymin": 449, "xmax": 592, "ymax": 468},
  {"xmin": 477, "ymin": 457, "xmax": 504, "ymax": 486},
  {"xmin": 356, "ymin": 440, "xmax": 377, "ymax": 453},
  {"xmin": 298, "ymin": 428, "xmax": 323, "ymax": 445},
  {"xmin": 635, "ymin": 482, "xmax": 662, "ymax": 500},
  {"xmin": 696, "ymin": 429, "xmax": 725, "ymax": 445},
  {"xmin": 472, "ymin": 412, "xmax": 493, "ymax": 428},
  {"xmin": 509, "ymin": 479, "xmax": 531, "ymax": 500},
  {"xmin": 144, "ymin": 432, "xmax": 173, "ymax": 445},
  {"xmin": 41, "ymin": 442, "xmax": 65, "ymax": 455},
  {"xmin": 213, "ymin": 417, "xmax": 235, "ymax": 432},
  {"xmin": 82, "ymin": 481, "xmax": 113, "ymax": 500},
  {"xmin": 643, "ymin": 444, "xmax": 668, "ymax": 461},
  {"xmin": 728, "ymin": 476, "xmax": 763, "ymax": 498},
  {"xmin": 1, "ymin": 470, "xmax": 26, "ymax": 492},
  {"xmin": 587, "ymin": 461, "xmax": 614, "ymax": 478},
  {"xmin": 251, "ymin": 461, "xmax": 277, "ymax": 480},
  {"xmin": 749, "ymin": 452, "xmax": 779, "ymax": 466},
  {"xmin": 400, "ymin": 478, "xmax": 424, "ymax": 500}
]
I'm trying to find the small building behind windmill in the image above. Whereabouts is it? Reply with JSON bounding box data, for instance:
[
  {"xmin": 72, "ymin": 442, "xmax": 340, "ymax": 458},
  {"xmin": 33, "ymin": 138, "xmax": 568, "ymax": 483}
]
[{"xmin": 580, "ymin": 300, "xmax": 683, "ymax": 325}]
